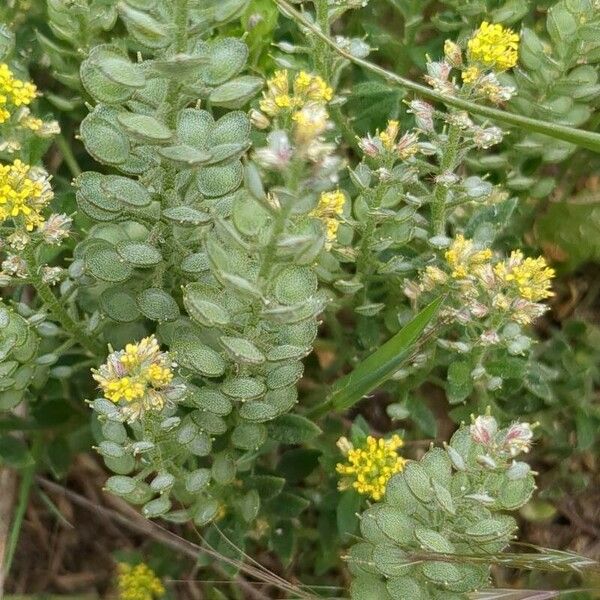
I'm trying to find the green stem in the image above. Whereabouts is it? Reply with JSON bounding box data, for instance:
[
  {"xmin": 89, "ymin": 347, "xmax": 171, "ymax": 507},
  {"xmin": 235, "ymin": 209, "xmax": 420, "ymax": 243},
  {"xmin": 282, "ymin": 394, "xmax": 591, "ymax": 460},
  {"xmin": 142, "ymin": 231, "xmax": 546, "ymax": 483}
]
[
  {"xmin": 329, "ymin": 104, "xmax": 361, "ymax": 153},
  {"xmin": 23, "ymin": 245, "xmax": 102, "ymax": 356},
  {"xmin": 355, "ymin": 184, "xmax": 386, "ymax": 304},
  {"xmin": 55, "ymin": 134, "xmax": 82, "ymax": 179},
  {"xmin": 275, "ymin": 0, "xmax": 600, "ymax": 153},
  {"xmin": 314, "ymin": 0, "xmax": 331, "ymax": 80},
  {"xmin": 3, "ymin": 435, "xmax": 42, "ymax": 578},
  {"xmin": 431, "ymin": 123, "xmax": 460, "ymax": 236},
  {"xmin": 258, "ymin": 161, "xmax": 302, "ymax": 283}
]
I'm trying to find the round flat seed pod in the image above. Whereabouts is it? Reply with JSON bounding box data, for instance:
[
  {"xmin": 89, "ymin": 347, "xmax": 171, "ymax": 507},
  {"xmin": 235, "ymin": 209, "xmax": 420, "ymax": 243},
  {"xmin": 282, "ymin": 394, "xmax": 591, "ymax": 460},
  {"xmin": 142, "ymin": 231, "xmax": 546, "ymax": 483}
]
[
  {"xmin": 177, "ymin": 108, "xmax": 213, "ymax": 149},
  {"xmin": 116, "ymin": 241, "xmax": 162, "ymax": 267},
  {"xmin": 81, "ymin": 52, "xmax": 134, "ymax": 104},
  {"xmin": 274, "ymin": 266, "xmax": 317, "ymax": 305},
  {"xmin": 159, "ymin": 144, "xmax": 212, "ymax": 167},
  {"xmin": 196, "ymin": 161, "xmax": 243, "ymax": 197},
  {"xmin": 239, "ymin": 401, "xmax": 278, "ymax": 423},
  {"xmin": 78, "ymin": 172, "xmax": 122, "ymax": 214},
  {"xmin": 209, "ymin": 76, "xmax": 263, "ymax": 109},
  {"xmin": 80, "ymin": 110, "xmax": 130, "ymax": 166},
  {"xmin": 102, "ymin": 175, "xmax": 152, "ymax": 207},
  {"xmin": 200, "ymin": 38, "xmax": 248, "ymax": 85},
  {"xmin": 266, "ymin": 361, "xmax": 303, "ymax": 389},
  {"xmin": 100, "ymin": 287, "xmax": 141, "ymax": 322},
  {"xmin": 117, "ymin": 112, "xmax": 173, "ymax": 144},
  {"xmin": 172, "ymin": 334, "xmax": 226, "ymax": 378},
  {"xmin": 221, "ymin": 376, "xmax": 266, "ymax": 400},
  {"xmin": 232, "ymin": 193, "xmax": 270, "ymax": 238},
  {"xmin": 151, "ymin": 54, "xmax": 208, "ymax": 77},
  {"xmin": 180, "ymin": 253, "xmax": 210, "ymax": 276},
  {"xmin": 183, "ymin": 283, "xmax": 231, "ymax": 327},
  {"xmin": 231, "ymin": 422, "xmax": 267, "ymax": 450},
  {"xmin": 136, "ymin": 288, "xmax": 179, "ymax": 322},
  {"xmin": 85, "ymin": 246, "xmax": 133, "ymax": 283},
  {"xmin": 189, "ymin": 388, "xmax": 232, "ymax": 416},
  {"xmin": 211, "ymin": 111, "xmax": 250, "ymax": 145},
  {"xmin": 96, "ymin": 54, "xmax": 145, "ymax": 88},
  {"xmin": 162, "ymin": 206, "xmax": 211, "ymax": 226},
  {"xmin": 220, "ymin": 336, "xmax": 265, "ymax": 364}
]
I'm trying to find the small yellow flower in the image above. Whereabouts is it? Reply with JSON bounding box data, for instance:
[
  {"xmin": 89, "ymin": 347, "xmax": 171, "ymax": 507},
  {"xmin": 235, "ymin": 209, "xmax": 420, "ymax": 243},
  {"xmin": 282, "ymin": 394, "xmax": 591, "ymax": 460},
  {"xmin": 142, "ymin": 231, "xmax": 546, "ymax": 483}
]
[
  {"xmin": 444, "ymin": 235, "xmax": 493, "ymax": 279},
  {"xmin": 310, "ymin": 189, "xmax": 345, "ymax": 249},
  {"xmin": 117, "ymin": 563, "xmax": 165, "ymax": 600},
  {"xmin": 0, "ymin": 63, "xmax": 37, "ymax": 122},
  {"xmin": 292, "ymin": 102, "xmax": 329, "ymax": 144},
  {"xmin": 92, "ymin": 335, "xmax": 175, "ymax": 422},
  {"xmin": 0, "ymin": 159, "xmax": 53, "ymax": 231},
  {"xmin": 444, "ymin": 40, "xmax": 463, "ymax": 67},
  {"xmin": 293, "ymin": 71, "xmax": 333, "ymax": 102},
  {"xmin": 461, "ymin": 66, "xmax": 481, "ymax": 84},
  {"xmin": 493, "ymin": 250, "xmax": 555, "ymax": 302},
  {"xmin": 336, "ymin": 435, "xmax": 406, "ymax": 501},
  {"xmin": 467, "ymin": 21, "xmax": 520, "ymax": 72},
  {"xmin": 378, "ymin": 120, "xmax": 399, "ymax": 151},
  {"xmin": 260, "ymin": 69, "xmax": 333, "ymax": 117}
]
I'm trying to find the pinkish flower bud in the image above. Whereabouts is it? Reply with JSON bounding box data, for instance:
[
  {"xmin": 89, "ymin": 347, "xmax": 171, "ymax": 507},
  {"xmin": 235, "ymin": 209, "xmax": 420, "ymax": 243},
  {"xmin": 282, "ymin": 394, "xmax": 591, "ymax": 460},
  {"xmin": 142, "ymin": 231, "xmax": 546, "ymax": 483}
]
[
  {"xmin": 358, "ymin": 134, "xmax": 382, "ymax": 157},
  {"xmin": 470, "ymin": 415, "xmax": 498, "ymax": 445},
  {"xmin": 408, "ymin": 100, "xmax": 434, "ymax": 132},
  {"xmin": 503, "ymin": 422, "xmax": 533, "ymax": 456}
]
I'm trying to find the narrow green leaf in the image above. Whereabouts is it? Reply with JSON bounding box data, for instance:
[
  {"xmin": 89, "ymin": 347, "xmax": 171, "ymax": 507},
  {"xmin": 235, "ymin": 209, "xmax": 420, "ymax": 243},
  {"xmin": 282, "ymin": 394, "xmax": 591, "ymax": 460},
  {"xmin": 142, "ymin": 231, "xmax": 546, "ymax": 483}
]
[{"xmin": 311, "ymin": 297, "xmax": 443, "ymax": 417}]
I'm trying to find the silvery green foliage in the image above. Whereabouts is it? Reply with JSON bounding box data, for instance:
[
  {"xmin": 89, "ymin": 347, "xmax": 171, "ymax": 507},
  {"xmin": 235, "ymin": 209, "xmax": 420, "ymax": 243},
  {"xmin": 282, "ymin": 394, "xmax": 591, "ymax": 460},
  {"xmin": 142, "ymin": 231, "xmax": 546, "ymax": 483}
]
[
  {"xmin": 347, "ymin": 421, "xmax": 536, "ymax": 600},
  {"xmin": 80, "ymin": 0, "xmax": 326, "ymax": 527},
  {"xmin": 0, "ymin": 301, "xmax": 41, "ymax": 411},
  {"xmin": 472, "ymin": 0, "xmax": 600, "ymax": 196}
]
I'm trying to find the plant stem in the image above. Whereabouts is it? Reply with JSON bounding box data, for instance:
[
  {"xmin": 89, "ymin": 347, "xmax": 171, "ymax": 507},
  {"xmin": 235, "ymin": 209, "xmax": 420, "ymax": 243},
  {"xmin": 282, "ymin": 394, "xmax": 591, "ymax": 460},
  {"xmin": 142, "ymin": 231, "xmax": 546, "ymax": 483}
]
[
  {"xmin": 55, "ymin": 134, "xmax": 82, "ymax": 179},
  {"xmin": 314, "ymin": 0, "xmax": 331, "ymax": 80},
  {"xmin": 3, "ymin": 435, "xmax": 41, "ymax": 580},
  {"xmin": 23, "ymin": 245, "xmax": 102, "ymax": 356},
  {"xmin": 355, "ymin": 184, "xmax": 386, "ymax": 304},
  {"xmin": 275, "ymin": 0, "xmax": 600, "ymax": 153},
  {"xmin": 431, "ymin": 122, "xmax": 460, "ymax": 236}
]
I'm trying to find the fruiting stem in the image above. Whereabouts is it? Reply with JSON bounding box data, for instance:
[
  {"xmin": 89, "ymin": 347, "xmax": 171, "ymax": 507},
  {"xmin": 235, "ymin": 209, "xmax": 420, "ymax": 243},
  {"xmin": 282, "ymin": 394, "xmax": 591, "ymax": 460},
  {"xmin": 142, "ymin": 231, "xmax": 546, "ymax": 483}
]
[
  {"xmin": 431, "ymin": 122, "xmax": 460, "ymax": 236},
  {"xmin": 23, "ymin": 244, "xmax": 102, "ymax": 356}
]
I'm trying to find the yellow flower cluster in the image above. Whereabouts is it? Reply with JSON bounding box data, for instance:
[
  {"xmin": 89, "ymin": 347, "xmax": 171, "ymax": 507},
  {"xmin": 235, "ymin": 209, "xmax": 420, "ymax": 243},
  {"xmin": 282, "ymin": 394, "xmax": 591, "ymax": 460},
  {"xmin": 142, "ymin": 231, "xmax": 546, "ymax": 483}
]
[
  {"xmin": 259, "ymin": 70, "xmax": 333, "ymax": 146},
  {"xmin": 494, "ymin": 250, "xmax": 555, "ymax": 302},
  {"xmin": 0, "ymin": 63, "xmax": 37, "ymax": 124},
  {"xmin": 310, "ymin": 190, "xmax": 345, "ymax": 249},
  {"xmin": 92, "ymin": 335, "xmax": 174, "ymax": 422},
  {"xmin": 0, "ymin": 159, "xmax": 53, "ymax": 231},
  {"xmin": 359, "ymin": 120, "xmax": 419, "ymax": 161},
  {"xmin": 117, "ymin": 563, "xmax": 165, "ymax": 600},
  {"xmin": 444, "ymin": 234, "xmax": 493, "ymax": 279},
  {"xmin": 259, "ymin": 69, "xmax": 333, "ymax": 116},
  {"xmin": 336, "ymin": 435, "xmax": 406, "ymax": 501},
  {"xmin": 467, "ymin": 21, "xmax": 520, "ymax": 72},
  {"xmin": 417, "ymin": 235, "xmax": 555, "ymax": 325}
]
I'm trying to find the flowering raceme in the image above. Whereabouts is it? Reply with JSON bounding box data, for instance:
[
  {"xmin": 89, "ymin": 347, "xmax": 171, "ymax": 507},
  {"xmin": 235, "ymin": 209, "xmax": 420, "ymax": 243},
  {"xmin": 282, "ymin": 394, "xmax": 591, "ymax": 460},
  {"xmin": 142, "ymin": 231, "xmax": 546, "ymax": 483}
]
[
  {"xmin": 467, "ymin": 21, "xmax": 520, "ymax": 72},
  {"xmin": 0, "ymin": 62, "xmax": 37, "ymax": 123},
  {"xmin": 417, "ymin": 235, "xmax": 555, "ymax": 326},
  {"xmin": 493, "ymin": 250, "xmax": 555, "ymax": 302},
  {"xmin": 336, "ymin": 434, "xmax": 406, "ymax": 500},
  {"xmin": 117, "ymin": 563, "xmax": 164, "ymax": 600},
  {"xmin": 259, "ymin": 70, "xmax": 332, "ymax": 117},
  {"xmin": 92, "ymin": 335, "xmax": 175, "ymax": 422},
  {"xmin": 444, "ymin": 234, "xmax": 493, "ymax": 279},
  {"xmin": 0, "ymin": 159, "xmax": 53, "ymax": 231},
  {"xmin": 310, "ymin": 190, "xmax": 345, "ymax": 249},
  {"xmin": 358, "ymin": 119, "xmax": 419, "ymax": 161}
]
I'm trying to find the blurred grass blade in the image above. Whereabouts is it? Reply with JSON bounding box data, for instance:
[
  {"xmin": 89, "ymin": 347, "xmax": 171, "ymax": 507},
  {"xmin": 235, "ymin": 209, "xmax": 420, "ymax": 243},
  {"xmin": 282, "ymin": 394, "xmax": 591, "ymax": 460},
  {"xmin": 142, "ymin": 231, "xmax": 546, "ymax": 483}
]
[
  {"xmin": 276, "ymin": 0, "xmax": 600, "ymax": 153},
  {"xmin": 311, "ymin": 297, "xmax": 443, "ymax": 417}
]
